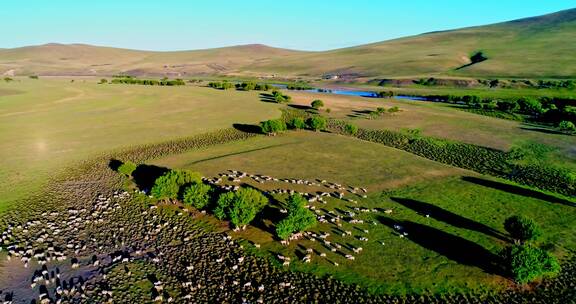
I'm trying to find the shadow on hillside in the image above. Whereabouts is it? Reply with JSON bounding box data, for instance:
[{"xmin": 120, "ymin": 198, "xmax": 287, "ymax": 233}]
[
  {"xmin": 378, "ymin": 216, "xmax": 499, "ymax": 274},
  {"xmin": 391, "ymin": 197, "xmax": 508, "ymax": 241},
  {"xmin": 233, "ymin": 123, "xmax": 262, "ymax": 134},
  {"xmin": 462, "ymin": 176, "xmax": 575, "ymax": 207},
  {"xmin": 131, "ymin": 164, "xmax": 170, "ymax": 193}
]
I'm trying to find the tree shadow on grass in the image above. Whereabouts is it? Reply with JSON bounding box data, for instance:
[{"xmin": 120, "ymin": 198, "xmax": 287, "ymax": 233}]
[
  {"xmin": 519, "ymin": 126, "xmax": 567, "ymax": 136},
  {"xmin": 287, "ymin": 104, "xmax": 313, "ymax": 111},
  {"xmin": 108, "ymin": 159, "xmax": 123, "ymax": 171},
  {"xmin": 131, "ymin": 164, "xmax": 170, "ymax": 193},
  {"xmin": 233, "ymin": 123, "xmax": 262, "ymax": 134},
  {"xmin": 259, "ymin": 93, "xmax": 277, "ymax": 103},
  {"xmin": 461, "ymin": 176, "xmax": 575, "ymax": 207},
  {"xmin": 378, "ymin": 216, "xmax": 500, "ymax": 275},
  {"xmin": 391, "ymin": 197, "xmax": 509, "ymax": 241}
]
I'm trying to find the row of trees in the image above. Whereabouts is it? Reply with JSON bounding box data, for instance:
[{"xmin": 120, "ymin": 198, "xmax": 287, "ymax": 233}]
[
  {"xmin": 260, "ymin": 116, "xmax": 328, "ymax": 135},
  {"xmin": 208, "ymin": 81, "xmax": 235, "ymax": 90},
  {"xmin": 123, "ymin": 165, "xmax": 269, "ymax": 229},
  {"xmin": 500, "ymin": 215, "xmax": 560, "ymax": 284},
  {"xmin": 107, "ymin": 77, "xmax": 186, "ymax": 86},
  {"xmin": 116, "ymin": 162, "xmax": 317, "ymax": 235},
  {"xmin": 236, "ymin": 82, "xmax": 273, "ymax": 91},
  {"xmin": 402, "ymin": 93, "xmax": 576, "ymax": 129}
]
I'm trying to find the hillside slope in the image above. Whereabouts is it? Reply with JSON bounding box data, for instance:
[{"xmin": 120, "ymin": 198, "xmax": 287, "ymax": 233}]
[
  {"xmin": 0, "ymin": 9, "xmax": 574, "ymax": 78},
  {"xmin": 250, "ymin": 8, "xmax": 576, "ymax": 78},
  {"xmin": 0, "ymin": 43, "xmax": 302, "ymax": 77}
]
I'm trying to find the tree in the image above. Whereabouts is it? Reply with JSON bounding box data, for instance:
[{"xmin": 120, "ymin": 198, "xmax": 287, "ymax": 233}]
[
  {"xmin": 344, "ymin": 123, "xmax": 358, "ymax": 136},
  {"xmin": 307, "ymin": 116, "xmax": 327, "ymax": 131},
  {"xmin": 518, "ymin": 98, "xmax": 543, "ymax": 115},
  {"xmin": 260, "ymin": 119, "xmax": 287, "ymax": 135},
  {"xmin": 276, "ymin": 194, "xmax": 317, "ymax": 240},
  {"xmin": 497, "ymin": 100, "xmax": 519, "ymax": 113},
  {"xmin": 151, "ymin": 170, "xmax": 202, "ymax": 200},
  {"xmin": 98, "ymin": 79, "xmax": 108, "ymax": 84},
  {"xmin": 504, "ymin": 215, "xmax": 541, "ymax": 243},
  {"xmin": 311, "ymin": 99, "xmax": 324, "ymax": 109},
  {"xmin": 182, "ymin": 183, "xmax": 213, "ymax": 209},
  {"xmin": 271, "ymin": 90, "xmax": 291, "ymax": 103},
  {"xmin": 288, "ymin": 117, "xmax": 306, "ymax": 130},
  {"xmin": 117, "ymin": 161, "xmax": 137, "ymax": 177},
  {"xmin": 558, "ymin": 120, "xmax": 576, "ymax": 134},
  {"xmin": 500, "ymin": 245, "xmax": 560, "ymax": 284},
  {"xmin": 214, "ymin": 188, "xmax": 268, "ymax": 228}
]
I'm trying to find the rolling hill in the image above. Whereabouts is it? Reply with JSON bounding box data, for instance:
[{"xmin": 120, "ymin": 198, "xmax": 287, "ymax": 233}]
[{"xmin": 1, "ymin": 8, "xmax": 574, "ymax": 78}]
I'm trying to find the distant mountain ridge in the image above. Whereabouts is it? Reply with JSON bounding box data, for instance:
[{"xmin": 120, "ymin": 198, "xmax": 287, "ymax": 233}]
[{"xmin": 1, "ymin": 8, "xmax": 574, "ymax": 78}]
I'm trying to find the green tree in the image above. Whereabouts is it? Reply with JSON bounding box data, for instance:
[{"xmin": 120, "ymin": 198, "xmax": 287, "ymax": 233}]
[
  {"xmin": 276, "ymin": 194, "xmax": 317, "ymax": 240},
  {"xmin": 344, "ymin": 123, "xmax": 358, "ymax": 136},
  {"xmin": 99, "ymin": 79, "xmax": 108, "ymax": 84},
  {"xmin": 117, "ymin": 161, "xmax": 137, "ymax": 177},
  {"xmin": 557, "ymin": 120, "xmax": 576, "ymax": 134},
  {"xmin": 311, "ymin": 99, "xmax": 324, "ymax": 109},
  {"xmin": 497, "ymin": 100, "xmax": 519, "ymax": 113},
  {"xmin": 288, "ymin": 117, "xmax": 306, "ymax": 130},
  {"xmin": 214, "ymin": 188, "xmax": 268, "ymax": 228},
  {"xmin": 151, "ymin": 170, "xmax": 202, "ymax": 200},
  {"xmin": 260, "ymin": 119, "xmax": 287, "ymax": 135},
  {"xmin": 518, "ymin": 98, "xmax": 543, "ymax": 115},
  {"xmin": 182, "ymin": 183, "xmax": 213, "ymax": 209},
  {"xmin": 504, "ymin": 215, "xmax": 541, "ymax": 243},
  {"xmin": 500, "ymin": 245, "xmax": 560, "ymax": 284},
  {"xmin": 307, "ymin": 116, "xmax": 327, "ymax": 131}
]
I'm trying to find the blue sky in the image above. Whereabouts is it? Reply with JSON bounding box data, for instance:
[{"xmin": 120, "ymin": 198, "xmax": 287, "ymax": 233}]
[{"xmin": 1, "ymin": 1, "xmax": 574, "ymax": 51}]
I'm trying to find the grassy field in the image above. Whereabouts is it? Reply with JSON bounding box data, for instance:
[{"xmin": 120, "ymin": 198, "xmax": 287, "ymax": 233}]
[
  {"xmin": 286, "ymin": 90, "xmax": 576, "ymax": 170},
  {"xmin": 149, "ymin": 131, "xmax": 576, "ymax": 294},
  {"xmin": 0, "ymin": 78, "xmax": 281, "ymax": 209}
]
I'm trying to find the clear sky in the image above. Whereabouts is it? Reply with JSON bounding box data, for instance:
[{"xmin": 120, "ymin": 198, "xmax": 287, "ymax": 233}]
[{"xmin": 1, "ymin": 1, "xmax": 574, "ymax": 51}]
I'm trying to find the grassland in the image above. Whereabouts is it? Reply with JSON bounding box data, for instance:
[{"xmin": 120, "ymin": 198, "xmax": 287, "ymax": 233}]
[
  {"xmin": 149, "ymin": 131, "xmax": 576, "ymax": 294},
  {"xmin": 0, "ymin": 78, "xmax": 282, "ymax": 209},
  {"xmin": 286, "ymin": 91, "xmax": 576, "ymax": 170}
]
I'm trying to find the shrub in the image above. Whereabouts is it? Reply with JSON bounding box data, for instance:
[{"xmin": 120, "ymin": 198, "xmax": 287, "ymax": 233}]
[
  {"xmin": 182, "ymin": 183, "xmax": 213, "ymax": 209},
  {"xmin": 311, "ymin": 99, "xmax": 324, "ymax": 109},
  {"xmin": 271, "ymin": 90, "xmax": 291, "ymax": 103},
  {"xmin": 260, "ymin": 119, "xmax": 287, "ymax": 135},
  {"xmin": 557, "ymin": 120, "xmax": 576, "ymax": 134},
  {"xmin": 151, "ymin": 170, "xmax": 202, "ymax": 200},
  {"xmin": 29, "ymin": 75, "xmax": 39, "ymax": 79},
  {"xmin": 117, "ymin": 161, "xmax": 137, "ymax": 177},
  {"xmin": 307, "ymin": 116, "xmax": 327, "ymax": 131},
  {"xmin": 276, "ymin": 194, "xmax": 317, "ymax": 240},
  {"xmin": 344, "ymin": 123, "xmax": 358, "ymax": 136},
  {"xmin": 98, "ymin": 79, "xmax": 108, "ymax": 84},
  {"xmin": 388, "ymin": 106, "xmax": 400, "ymax": 113},
  {"xmin": 504, "ymin": 215, "xmax": 541, "ymax": 243},
  {"xmin": 500, "ymin": 245, "xmax": 560, "ymax": 284},
  {"xmin": 288, "ymin": 117, "xmax": 306, "ymax": 130},
  {"xmin": 326, "ymin": 108, "xmax": 331, "ymax": 113},
  {"xmin": 214, "ymin": 188, "xmax": 268, "ymax": 228}
]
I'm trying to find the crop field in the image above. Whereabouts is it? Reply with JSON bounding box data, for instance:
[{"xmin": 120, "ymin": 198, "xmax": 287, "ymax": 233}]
[
  {"xmin": 0, "ymin": 78, "xmax": 281, "ymax": 208},
  {"xmin": 150, "ymin": 130, "xmax": 576, "ymax": 294}
]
